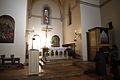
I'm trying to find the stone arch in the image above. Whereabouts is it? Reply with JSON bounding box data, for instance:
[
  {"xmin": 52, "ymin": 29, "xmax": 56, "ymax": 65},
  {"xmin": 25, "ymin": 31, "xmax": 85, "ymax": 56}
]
[{"xmin": 51, "ymin": 35, "xmax": 60, "ymax": 47}]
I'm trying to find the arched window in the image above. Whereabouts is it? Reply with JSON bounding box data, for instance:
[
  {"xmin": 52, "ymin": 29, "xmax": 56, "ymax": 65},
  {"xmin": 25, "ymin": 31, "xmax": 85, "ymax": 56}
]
[
  {"xmin": 68, "ymin": 5, "xmax": 72, "ymax": 25},
  {"xmin": 51, "ymin": 35, "xmax": 60, "ymax": 47},
  {"xmin": 43, "ymin": 7, "xmax": 50, "ymax": 25}
]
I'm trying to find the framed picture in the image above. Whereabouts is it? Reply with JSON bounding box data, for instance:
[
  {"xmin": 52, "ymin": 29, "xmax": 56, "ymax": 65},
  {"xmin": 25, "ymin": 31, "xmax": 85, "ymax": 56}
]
[{"xmin": 0, "ymin": 15, "xmax": 15, "ymax": 43}]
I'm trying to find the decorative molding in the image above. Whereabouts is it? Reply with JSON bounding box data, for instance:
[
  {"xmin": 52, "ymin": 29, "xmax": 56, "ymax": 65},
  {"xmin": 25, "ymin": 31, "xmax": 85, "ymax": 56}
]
[
  {"xmin": 31, "ymin": 15, "xmax": 61, "ymax": 20},
  {"xmin": 31, "ymin": 15, "xmax": 42, "ymax": 18},
  {"xmin": 79, "ymin": 0, "xmax": 112, "ymax": 8},
  {"xmin": 80, "ymin": 0, "xmax": 100, "ymax": 8},
  {"xmin": 100, "ymin": 0, "xmax": 112, "ymax": 8}
]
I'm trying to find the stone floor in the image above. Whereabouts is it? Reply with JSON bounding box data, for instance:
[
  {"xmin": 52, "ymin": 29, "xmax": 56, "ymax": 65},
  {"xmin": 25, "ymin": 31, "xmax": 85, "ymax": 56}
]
[{"xmin": 0, "ymin": 59, "xmax": 113, "ymax": 80}]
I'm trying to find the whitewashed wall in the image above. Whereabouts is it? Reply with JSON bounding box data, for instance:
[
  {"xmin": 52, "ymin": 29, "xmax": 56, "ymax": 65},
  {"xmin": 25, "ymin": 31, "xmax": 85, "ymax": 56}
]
[
  {"xmin": 27, "ymin": 0, "xmax": 63, "ymax": 50},
  {"xmin": 63, "ymin": 0, "xmax": 82, "ymax": 56},
  {"xmin": 0, "ymin": 0, "xmax": 27, "ymax": 63},
  {"xmin": 80, "ymin": 0, "xmax": 101, "ymax": 61}
]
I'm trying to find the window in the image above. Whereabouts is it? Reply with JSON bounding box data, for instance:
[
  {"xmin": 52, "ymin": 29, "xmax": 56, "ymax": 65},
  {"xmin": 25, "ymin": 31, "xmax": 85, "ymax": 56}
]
[
  {"xmin": 43, "ymin": 7, "xmax": 50, "ymax": 25},
  {"xmin": 68, "ymin": 5, "xmax": 72, "ymax": 25}
]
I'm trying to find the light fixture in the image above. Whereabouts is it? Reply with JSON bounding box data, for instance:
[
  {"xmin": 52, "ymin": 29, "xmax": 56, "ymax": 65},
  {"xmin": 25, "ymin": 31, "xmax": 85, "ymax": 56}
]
[
  {"xmin": 74, "ymin": 36, "xmax": 77, "ymax": 41},
  {"xmin": 75, "ymin": 30, "xmax": 81, "ymax": 37},
  {"xmin": 74, "ymin": 30, "xmax": 81, "ymax": 41}
]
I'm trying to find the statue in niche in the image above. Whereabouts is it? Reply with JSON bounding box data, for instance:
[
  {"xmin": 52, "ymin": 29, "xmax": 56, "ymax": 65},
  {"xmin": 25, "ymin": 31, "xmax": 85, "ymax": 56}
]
[
  {"xmin": 51, "ymin": 35, "xmax": 60, "ymax": 47},
  {"xmin": 0, "ymin": 15, "xmax": 15, "ymax": 43}
]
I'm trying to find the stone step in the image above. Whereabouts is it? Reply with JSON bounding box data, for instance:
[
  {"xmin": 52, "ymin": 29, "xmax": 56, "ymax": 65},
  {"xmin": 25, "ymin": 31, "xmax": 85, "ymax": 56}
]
[
  {"xmin": 38, "ymin": 58, "xmax": 85, "ymax": 79},
  {"xmin": 41, "ymin": 59, "xmax": 82, "ymax": 68},
  {"xmin": 44, "ymin": 59, "xmax": 81, "ymax": 65},
  {"xmin": 17, "ymin": 69, "xmax": 85, "ymax": 80},
  {"xmin": 39, "ymin": 64, "xmax": 86, "ymax": 79},
  {"xmin": 39, "ymin": 69, "xmax": 85, "ymax": 79},
  {"xmin": 43, "ymin": 65, "xmax": 81, "ymax": 72}
]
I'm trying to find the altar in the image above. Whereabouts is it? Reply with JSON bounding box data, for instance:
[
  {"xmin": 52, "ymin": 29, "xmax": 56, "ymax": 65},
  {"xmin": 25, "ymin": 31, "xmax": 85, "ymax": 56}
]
[{"xmin": 43, "ymin": 47, "xmax": 68, "ymax": 60}]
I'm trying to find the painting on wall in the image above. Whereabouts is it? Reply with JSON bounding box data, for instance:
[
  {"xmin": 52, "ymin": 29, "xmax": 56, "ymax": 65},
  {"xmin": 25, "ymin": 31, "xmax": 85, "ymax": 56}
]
[{"xmin": 0, "ymin": 15, "xmax": 15, "ymax": 43}]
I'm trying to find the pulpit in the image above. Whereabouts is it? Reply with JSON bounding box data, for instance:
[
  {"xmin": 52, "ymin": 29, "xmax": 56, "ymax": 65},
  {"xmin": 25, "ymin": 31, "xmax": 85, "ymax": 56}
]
[{"xmin": 29, "ymin": 49, "xmax": 39, "ymax": 75}]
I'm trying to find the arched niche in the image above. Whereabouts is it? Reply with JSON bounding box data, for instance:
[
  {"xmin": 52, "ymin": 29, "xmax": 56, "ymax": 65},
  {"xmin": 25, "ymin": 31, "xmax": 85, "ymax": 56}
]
[
  {"xmin": 32, "ymin": 34, "xmax": 41, "ymax": 51},
  {"xmin": 51, "ymin": 35, "xmax": 60, "ymax": 47},
  {"xmin": 0, "ymin": 15, "xmax": 15, "ymax": 43}
]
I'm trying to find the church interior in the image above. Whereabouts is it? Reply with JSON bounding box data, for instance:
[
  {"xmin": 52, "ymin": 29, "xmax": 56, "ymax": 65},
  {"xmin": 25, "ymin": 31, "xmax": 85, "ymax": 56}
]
[{"xmin": 0, "ymin": 0, "xmax": 120, "ymax": 80}]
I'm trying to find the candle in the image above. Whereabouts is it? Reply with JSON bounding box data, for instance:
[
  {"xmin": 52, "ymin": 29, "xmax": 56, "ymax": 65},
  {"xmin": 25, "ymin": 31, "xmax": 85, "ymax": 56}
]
[
  {"xmin": 32, "ymin": 26, "xmax": 34, "ymax": 30},
  {"xmin": 75, "ymin": 30, "xmax": 76, "ymax": 33}
]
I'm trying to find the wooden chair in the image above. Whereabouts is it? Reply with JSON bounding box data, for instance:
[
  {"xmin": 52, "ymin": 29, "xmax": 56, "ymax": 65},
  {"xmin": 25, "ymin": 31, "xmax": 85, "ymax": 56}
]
[
  {"xmin": 1, "ymin": 55, "xmax": 5, "ymax": 59},
  {"xmin": 0, "ymin": 55, "xmax": 5, "ymax": 64},
  {"xmin": 10, "ymin": 54, "xmax": 14, "ymax": 64}
]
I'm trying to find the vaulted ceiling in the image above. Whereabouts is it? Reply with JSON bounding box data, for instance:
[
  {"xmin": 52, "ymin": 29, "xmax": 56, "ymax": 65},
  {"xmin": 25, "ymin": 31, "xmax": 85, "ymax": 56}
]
[
  {"xmin": 27, "ymin": 0, "xmax": 110, "ymax": 18},
  {"xmin": 27, "ymin": 0, "xmax": 110, "ymax": 11},
  {"xmin": 27, "ymin": 0, "xmax": 65, "ymax": 19},
  {"xmin": 28, "ymin": 0, "xmax": 65, "ymax": 8},
  {"xmin": 28, "ymin": 0, "xmax": 65, "ymax": 16}
]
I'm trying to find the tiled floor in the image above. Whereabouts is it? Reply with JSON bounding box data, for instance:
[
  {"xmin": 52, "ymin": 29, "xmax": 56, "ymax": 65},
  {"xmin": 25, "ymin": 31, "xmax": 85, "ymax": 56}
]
[
  {"xmin": 0, "ymin": 67, "xmax": 97, "ymax": 80},
  {"xmin": 0, "ymin": 66, "xmax": 27, "ymax": 80},
  {"xmin": 0, "ymin": 60, "xmax": 113, "ymax": 80}
]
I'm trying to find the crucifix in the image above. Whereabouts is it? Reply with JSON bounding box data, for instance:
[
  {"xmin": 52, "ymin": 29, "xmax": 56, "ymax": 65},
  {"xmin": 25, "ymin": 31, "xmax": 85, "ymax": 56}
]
[
  {"xmin": 42, "ymin": 25, "xmax": 53, "ymax": 38},
  {"xmin": 42, "ymin": 25, "xmax": 53, "ymax": 46}
]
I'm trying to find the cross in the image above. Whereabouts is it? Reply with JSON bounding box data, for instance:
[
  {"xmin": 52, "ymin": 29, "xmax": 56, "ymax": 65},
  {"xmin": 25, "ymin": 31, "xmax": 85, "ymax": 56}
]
[{"xmin": 42, "ymin": 25, "xmax": 53, "ymax": 42}]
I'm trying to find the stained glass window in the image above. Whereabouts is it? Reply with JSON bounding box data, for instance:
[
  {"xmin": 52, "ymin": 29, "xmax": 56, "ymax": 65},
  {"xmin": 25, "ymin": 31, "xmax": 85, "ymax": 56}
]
[
  {"xmin": 43, "ymin": 7, "xmax": 50, "ymax": 25},
  {"xmin": 68, "ymin": 6, "xmax": 72, "ymax": 25}
]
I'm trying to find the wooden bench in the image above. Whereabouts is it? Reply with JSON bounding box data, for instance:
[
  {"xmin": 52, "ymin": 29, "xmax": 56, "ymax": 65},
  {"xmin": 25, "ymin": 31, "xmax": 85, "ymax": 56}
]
[{"xmin": 1, "ymin": 58, "xmax": 20, "ymax": 64}]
